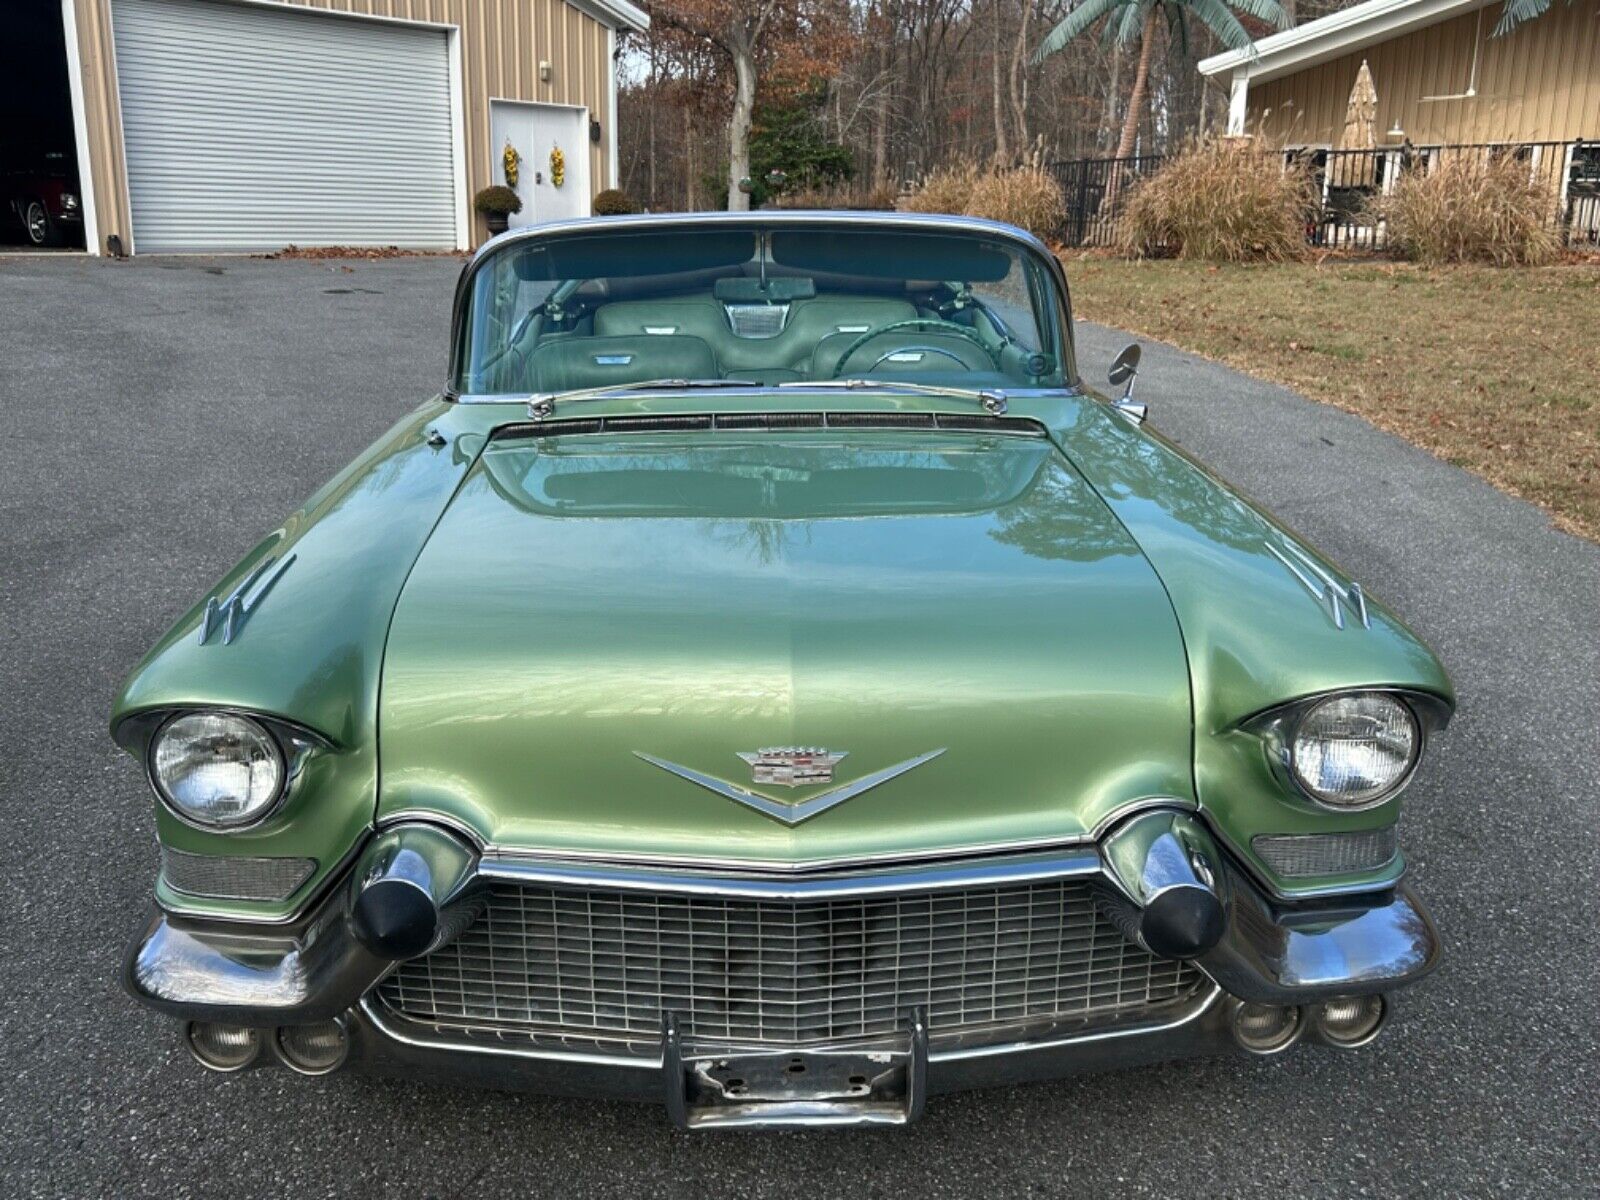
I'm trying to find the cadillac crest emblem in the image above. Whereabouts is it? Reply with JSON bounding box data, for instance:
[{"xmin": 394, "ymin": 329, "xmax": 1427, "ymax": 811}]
[{"xmin": 736, "ymin": 747, "xmax": 847, "ymax": 788}]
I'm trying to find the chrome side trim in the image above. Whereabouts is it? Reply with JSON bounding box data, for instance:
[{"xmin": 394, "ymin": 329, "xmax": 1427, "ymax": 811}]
[
  {"xmin": 633, "ymin": 749, "xmax": 945, "ymax": 826},
  {"xmin": 476, "ymin": 846, "xmax": 1103, "ymax": 901}
]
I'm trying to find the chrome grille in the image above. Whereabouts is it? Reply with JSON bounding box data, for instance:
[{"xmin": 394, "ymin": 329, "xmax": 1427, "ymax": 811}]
[{"xmin": 377, "ymin": 879, "xmax": 1205, "ymax": 1055}]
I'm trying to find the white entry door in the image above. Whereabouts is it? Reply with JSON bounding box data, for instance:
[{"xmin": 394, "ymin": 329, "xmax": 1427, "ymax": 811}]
[{"xmin": 490, "ymin": 101, "xmax": 590, "ymax": 227}]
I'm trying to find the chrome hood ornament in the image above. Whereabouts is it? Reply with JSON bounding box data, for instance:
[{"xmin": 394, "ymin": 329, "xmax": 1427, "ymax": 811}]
[
  {"xmin": 197, "ymin": 552, "xmax": 296, "ymax": 646},
  {"xmin": 635, "ymin": 749, "xmax": 945, "ymax": 826},
  {"xmin": 736, "ymin": 747, "xmax": 846, "ymax": 788}
]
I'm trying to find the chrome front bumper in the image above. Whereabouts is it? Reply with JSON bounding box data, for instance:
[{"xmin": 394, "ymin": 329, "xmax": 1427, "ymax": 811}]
[
  {"xmin": 338, "ymin": 987, "xmax": 1245, "ymax": 1128},
  {"xmin": 124, "ymin": 812, "xmax": 1439, "ymax": 1126}
]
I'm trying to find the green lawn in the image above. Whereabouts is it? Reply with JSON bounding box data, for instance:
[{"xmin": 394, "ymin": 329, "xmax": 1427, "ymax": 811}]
[{"xmin": 1063, "ymin": 257, "xmax": 1600, "ymax": 540}]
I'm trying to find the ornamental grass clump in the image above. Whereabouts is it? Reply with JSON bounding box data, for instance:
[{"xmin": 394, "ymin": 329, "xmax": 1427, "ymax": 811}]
[
  {"xmin": 964, "ymin": 167, "xmax": 1067, "ymax": 239},
  {"xmin": 1370, "ymin": 153, "xmax": 1561, "ymax": 266},
  {"xmin": 1118, "ymin": 140, "xmax": 1315, "ymax": 263},
  {"xmin": 901, "ymin": 163, "xmax": 981, "ymax": 216}
]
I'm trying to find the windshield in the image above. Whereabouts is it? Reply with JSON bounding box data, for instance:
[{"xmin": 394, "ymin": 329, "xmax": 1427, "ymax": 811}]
[{"xmin": 454, "ymin": 222, "xmax": 1070, "ymax": 398}]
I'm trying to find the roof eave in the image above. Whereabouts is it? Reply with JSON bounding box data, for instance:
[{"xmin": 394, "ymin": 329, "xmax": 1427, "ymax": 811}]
[
  {"xmin": 567, "ymin": 0, "xmax": 649, "ymax": 34},
  {"xmin": 1198, "ymin": 0, "xmax": 1483, "ymax": 82}
]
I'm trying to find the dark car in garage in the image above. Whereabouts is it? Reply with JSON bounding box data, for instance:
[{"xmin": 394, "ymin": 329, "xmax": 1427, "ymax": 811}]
[{"xmin": 3, "ymin": 151, "xmax": 84, "ymax": 248}]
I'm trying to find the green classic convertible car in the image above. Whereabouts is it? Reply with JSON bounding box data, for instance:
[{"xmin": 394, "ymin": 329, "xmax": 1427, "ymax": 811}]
[{"xmin": 114, "ymin": 213, "xmax": 1452, "ymax": 1128}]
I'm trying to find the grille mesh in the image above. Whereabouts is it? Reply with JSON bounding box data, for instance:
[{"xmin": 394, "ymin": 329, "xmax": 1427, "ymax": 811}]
[
  {"xmin": 160, "ymin": 846, "xmax": 316, "ymax": 901},
  {"xmin": 1253, "ymin": 827, "xmax": 1398, "ymax": 878},
  {"xmin": 377, "ymin": 879, "xmax": 1205, "ymax": 1054}
]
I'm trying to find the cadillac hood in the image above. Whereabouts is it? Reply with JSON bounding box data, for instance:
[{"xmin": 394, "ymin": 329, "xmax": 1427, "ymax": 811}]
[{"xmin": 376, "ymin": 429, "xmax": 1194, "ymax": 863}]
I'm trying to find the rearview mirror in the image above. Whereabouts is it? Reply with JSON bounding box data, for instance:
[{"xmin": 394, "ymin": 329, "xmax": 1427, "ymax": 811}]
[{"xmin": 1108, "ymin": 343, "xmax": 1141, "ymax": 389}]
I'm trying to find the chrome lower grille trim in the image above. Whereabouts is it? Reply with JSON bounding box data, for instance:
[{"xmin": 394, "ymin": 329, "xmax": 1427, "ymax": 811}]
[{"xmin": 376, "ymin": 878, "xmax": 1206, "ymax": 1057}]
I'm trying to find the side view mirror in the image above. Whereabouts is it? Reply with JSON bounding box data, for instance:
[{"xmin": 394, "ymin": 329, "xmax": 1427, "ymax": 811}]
[
  {"xmin": 1108, "ymin": 343, "xmax": 1146, "ymax": 424},
  {"xmin": 1108, "ymin": 343, "xmax": 1141, "ymax": 390}
]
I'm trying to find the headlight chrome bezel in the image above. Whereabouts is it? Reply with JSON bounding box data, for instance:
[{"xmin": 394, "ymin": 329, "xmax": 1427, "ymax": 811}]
[
  {"xmin": 1247, "ymin": 689, "xmax": 1449, "ymax": 813},
  {"xmin": 136, "ymin": 709, "xmax": 321, "ymax": 831}
]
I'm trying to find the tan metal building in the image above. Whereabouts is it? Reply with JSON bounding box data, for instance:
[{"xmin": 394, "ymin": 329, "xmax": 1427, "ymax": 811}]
[
  {"xmin": 55, "ymin": 0, "xmax": 647, "ymax": 254},
  {"xmin": 1200, "ymin": 0, "xmax": 1599, "ymax": 147}
]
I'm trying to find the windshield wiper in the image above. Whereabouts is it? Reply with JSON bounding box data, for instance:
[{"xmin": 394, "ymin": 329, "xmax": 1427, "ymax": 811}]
[
  {"xmin": 779, "ymin": 378, "xmax": 1009, "ymax": 415},
  {"xmin": 528, "ymin": 378, "xmax": 761, "ymax": 419}
]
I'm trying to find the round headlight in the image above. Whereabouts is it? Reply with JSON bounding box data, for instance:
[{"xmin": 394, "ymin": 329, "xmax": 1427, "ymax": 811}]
[
  {"xmin": 152, "ymin": 712, "xmax": 285, "ymax": 828},
  {"xmin": 1290, "ymin": 693, "xmax": 1419, "ymax": 807}
]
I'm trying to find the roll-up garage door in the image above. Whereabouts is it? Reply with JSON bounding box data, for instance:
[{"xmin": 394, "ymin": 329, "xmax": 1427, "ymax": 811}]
[{"xmin": 111, "ymin": 0, "xmax": 458, "ymax": 252}]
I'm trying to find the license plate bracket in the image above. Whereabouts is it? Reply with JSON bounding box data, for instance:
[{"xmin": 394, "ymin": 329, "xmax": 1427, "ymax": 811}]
[{"xmin": 663, "ymin": 1009, "xmax": 928, "ymax": 1130}]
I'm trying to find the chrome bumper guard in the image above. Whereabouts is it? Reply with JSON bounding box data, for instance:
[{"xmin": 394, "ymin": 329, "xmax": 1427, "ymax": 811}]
[
  {"xmin": 663, "ymin": 1011, "xmax": 929, "ymax": 1129},
  {"xmin": 125, "ymin": 811, "xmax": 1440, "ymax": 1124}
]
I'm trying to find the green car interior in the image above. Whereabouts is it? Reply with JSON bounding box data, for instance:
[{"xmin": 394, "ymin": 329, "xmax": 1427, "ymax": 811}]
[{"xmin": 457, "ymin": 225, "xmax": 1069, "ymax": 396}]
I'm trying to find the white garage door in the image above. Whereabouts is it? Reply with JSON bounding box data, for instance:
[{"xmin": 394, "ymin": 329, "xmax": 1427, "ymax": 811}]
[{"xmin": 112, "ymin": 0, "xmax": 459, "ymax": 252}]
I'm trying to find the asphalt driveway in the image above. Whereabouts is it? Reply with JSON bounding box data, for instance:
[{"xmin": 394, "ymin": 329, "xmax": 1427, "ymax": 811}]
[{"xmin": 1, "ymin": 254, "xmax": 1595, "ymax": 1199}]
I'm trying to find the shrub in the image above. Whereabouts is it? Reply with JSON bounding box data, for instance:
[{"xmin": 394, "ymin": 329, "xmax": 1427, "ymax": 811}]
[
  {"xmin": 901, "ymin": 163, "xmax": 981, "ymax": 216},
  {"xmin": 473, "ymin": 185, "xmax": 522, "ymax": 216},
  {"xmin": 1118, "ymin": 140, "xmax": 1315, "ymax": 263},
  {"xmin": 964, "ymin": 167, "xmax": 1067, "ymax": 238},
  {"xmin": 1369, "ymin": 153, "xmax": 1560, "ymax": 266},
  {"xmin": 861, "ymin": 183, "xmax": 900, "ymax": 211},
  {"xmin": 768, "ymin": 181, "xmax": 899, "ymax": 211},
  {"xmin": 593, "ymin": 188, "xmax": 639, "ymax": 216}
]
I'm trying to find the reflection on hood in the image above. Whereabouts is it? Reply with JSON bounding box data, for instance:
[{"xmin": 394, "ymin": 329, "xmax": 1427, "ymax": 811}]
[{"xmin": 480, "ymin": 432, "xmax": 1138, "ymax": 564}]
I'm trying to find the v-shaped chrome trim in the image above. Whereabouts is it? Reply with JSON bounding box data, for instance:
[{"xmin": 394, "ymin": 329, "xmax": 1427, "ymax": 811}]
[{"xmin": 634, "ymin": 749, "xmax": 946, "ymax": 826}]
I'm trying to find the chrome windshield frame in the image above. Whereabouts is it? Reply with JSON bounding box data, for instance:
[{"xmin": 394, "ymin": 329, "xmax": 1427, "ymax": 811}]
[
  {"xmin": 450, "ymin": 383, "xmax": 1085, "ymax": 407},
  {"xmin": 443, "ymin": 211, "xmax": 1080, "ymax": 401}
]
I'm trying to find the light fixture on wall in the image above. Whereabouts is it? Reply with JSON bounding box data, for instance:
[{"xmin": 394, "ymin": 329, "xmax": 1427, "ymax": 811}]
[
  {"xmin": 538, "ymin": 60, "xmax": 552, "ymax": 83},
  {"xmin": 1387, "ymin": 119, "xmax": 1405, "ymax": 139}
]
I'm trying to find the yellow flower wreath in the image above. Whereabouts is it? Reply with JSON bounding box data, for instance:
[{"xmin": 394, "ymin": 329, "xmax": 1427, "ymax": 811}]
[{"xmin": 549, "ymin": 145, "xmax": 566, "ymax": 189}]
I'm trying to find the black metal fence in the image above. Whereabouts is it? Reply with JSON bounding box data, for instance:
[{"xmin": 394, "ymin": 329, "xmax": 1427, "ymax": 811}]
[
  {"xmin": 1045, "ymin": 140, "xmax": 1600, "ymax": 250},
  {"xmin": 1046, "ymin": 154, "xmax": 1167, "ymax": 248}
]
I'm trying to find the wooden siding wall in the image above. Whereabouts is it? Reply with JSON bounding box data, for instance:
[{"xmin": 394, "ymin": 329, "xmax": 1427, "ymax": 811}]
[
  {"xmin": 1249, "ymin": 0, "xmax": 1600, "ymax": 146},
  {"xmin": 67, "ymin": 0, "xmax": 616, "ymax": 252}
]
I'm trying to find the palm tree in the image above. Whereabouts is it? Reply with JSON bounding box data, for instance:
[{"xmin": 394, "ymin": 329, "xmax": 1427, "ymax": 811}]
[
  {"xmin": 1033, "ymin": 0, "xmax": 1289, "ymax": 161},
  {"xmin": 1494, "ymin": 0, "xmax": 1572, "ymax": 34}
]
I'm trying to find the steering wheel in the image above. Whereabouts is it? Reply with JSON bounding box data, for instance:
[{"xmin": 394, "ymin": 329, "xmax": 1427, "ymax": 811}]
[{"xmin": 828, "ymin": 318, "xmax": 999, "ymax": 379}]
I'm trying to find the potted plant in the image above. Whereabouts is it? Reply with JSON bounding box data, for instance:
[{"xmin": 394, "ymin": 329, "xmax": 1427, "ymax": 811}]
[
  {"xmin": 474, "ymin": 185, "xmax": 522, "ymax": 235},
  {"xmin": 592, "ymin": 188, "xmax": 639, "ymax": 216}
]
